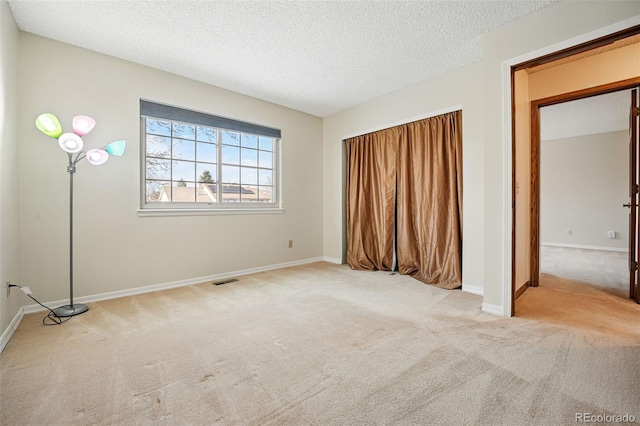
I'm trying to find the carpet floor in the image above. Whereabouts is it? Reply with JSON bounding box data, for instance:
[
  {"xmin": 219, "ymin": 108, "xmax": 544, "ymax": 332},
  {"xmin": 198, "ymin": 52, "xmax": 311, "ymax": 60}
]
[{"xmin": 1, "ymin": 262, "xmax": 639, "ymax": 425}]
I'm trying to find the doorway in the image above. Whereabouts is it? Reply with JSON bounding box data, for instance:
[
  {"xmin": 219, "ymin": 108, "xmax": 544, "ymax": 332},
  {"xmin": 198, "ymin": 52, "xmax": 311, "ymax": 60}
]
[
  {"xmin": 538, "ymin": 91, "xmax": 631, "ymax": 294},
  {"xmin": 509, "ymin": 25, "xmax": 640, "ymax": 316},
  {"xmin": 529, "ymin": 84, "xmax": 640, "ymax": 302}
]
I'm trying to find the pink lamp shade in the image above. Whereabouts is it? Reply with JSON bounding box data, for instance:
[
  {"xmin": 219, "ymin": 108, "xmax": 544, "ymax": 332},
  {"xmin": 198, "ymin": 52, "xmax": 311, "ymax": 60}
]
[
  {"xmin": 58, "ymin": 133, "xmax": 84, "ymax": 153},
  {"xmin": 72, "ymin": 115, "xmax": 96, "ymax": 136},
  {"xmin": 86, "ymin": 149, "xmax": 109, "ymax": 165}
]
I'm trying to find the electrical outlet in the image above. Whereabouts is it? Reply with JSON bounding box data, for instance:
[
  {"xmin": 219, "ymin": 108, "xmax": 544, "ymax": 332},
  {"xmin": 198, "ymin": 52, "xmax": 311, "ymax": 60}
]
[
  {"xmin": 6, "ymin": 281, "xmax": 11, "ymax": 298},
  {"xmin": 566, "ymin": 229, "xmax": 572, "ymax": 236},
  {"xmin": 288, "ymin": 240, "xmax": 293, "ymax": 248}
]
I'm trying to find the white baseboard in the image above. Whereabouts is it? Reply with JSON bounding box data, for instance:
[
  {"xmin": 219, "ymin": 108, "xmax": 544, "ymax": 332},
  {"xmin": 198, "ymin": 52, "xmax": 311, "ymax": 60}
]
[
  {"xmin": 0, "ymin": 307, "xmax": 24, "ymax": 354},
  {"xmin": 541, "ymin": 242, "xmax": 627, "ymax": 253},
  {"xmin": 462, "ymin": 284, "xmax": 483, "ymax": 296},
  {"xmin": 23, "ymin": 256, "xmax": 327, "ymax": 314},
  {"xmin": 481, "ymin": 303, "xmax": 505, "ymax": 317},
  {"xmin": 322, "ymin": 257, "xmax": 343, "ymax": 265}
]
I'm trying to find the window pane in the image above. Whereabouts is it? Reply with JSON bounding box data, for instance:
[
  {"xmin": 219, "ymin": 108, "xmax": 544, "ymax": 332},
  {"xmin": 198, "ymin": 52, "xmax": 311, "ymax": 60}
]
[
  {"xmin": 222, "ymin": 130, "xmax": 240, "ymax": 146},
  {"xmin": 196, "ymin": 164, "xmax": 216, "ymax": 183},
  {"xmin": 242, "ymin": 134, "xmax": 258, "ymax": 149},
  {"xmin": 221, "ymin": 165, "xmax": 240, "ymax": 184},
  {"xmin": 259, "ymin": 186, "xmax": 273, "ymax": 203},
  {"xmin": 196, "ymin": 183, "xmax": 217, "ymax": 203},
  {"xmin": 173, "ymin": 123, "xmax": 195, "ymax": 139},
  {"xmin": 196, "ymin": 142, "xmax": 216, "ymax": 163},
  {"xmin": 169, "ymin": 182, "xmax": 195, "ymax": 202},
  {"xmin": 221, "ymin": 183, "xmax": 239, "ymax": 203},
  {"xmin": 241, "ymin": 148, "xmax": 258, "ymax": 167},
  {"xmin": 172, "ymin": 160, "xmax": 195, "ymax": 181},
  {"xmin": 222, "ymin": 145, "xmax": 240, "ymax": 165},
  {"xmin": 146, "ymin": 135, "xmax": 171, "ymax": 158},
  {"xmin": 259, "ymin": 151, "xmax": 273, "ymax": 168},
  {"xmin": 143, "ymin": 110, "xmax": 279, "ymax": 209},
  {"xmin": 259, "ymin": 169, "xmax": 273, "ymax": 185},
  {"xmin": 197, "ymin": 127, "xmax": 217, "ymax": 143},
  {"xmin": 241, "ymin": 186, "xmax": 259, "ymax": 202},
  {"xmin": 146, "ymin": 119, "xmax": 171, "ymax": 137},
  {"xmin": 146, "ymin": 180, "xmax": 169, "ymax": 202},
  {"xmin": 146, "ymin": 158, "xmax": 171, "ymax": 180},
  {"xmin": 241, "ymin": 167, "xmax": 258, "ymax": 186},
  {"xmin": 173, "ymin": 139, "xmax": 195, "ymax": 161},
  {"xmin": 259, "ymin": 136, "xmax": 272, "ymax": 151}
]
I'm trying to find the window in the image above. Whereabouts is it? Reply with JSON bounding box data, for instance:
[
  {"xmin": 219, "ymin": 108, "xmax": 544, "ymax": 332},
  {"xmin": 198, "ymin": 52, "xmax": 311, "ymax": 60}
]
[{"xmin": 140, "ymin": 100, "xmax": 281, "ymax": 212}]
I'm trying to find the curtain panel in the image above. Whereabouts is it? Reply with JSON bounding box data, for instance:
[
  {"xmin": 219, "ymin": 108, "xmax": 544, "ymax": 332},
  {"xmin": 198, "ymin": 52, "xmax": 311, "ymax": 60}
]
[
  {"xmin": 345, "ymin": 110, "xmax": 463, "ymax": 289},
  {"xmin": 345, "ymin": 128, "xmax": 400, "ymax": 271}
]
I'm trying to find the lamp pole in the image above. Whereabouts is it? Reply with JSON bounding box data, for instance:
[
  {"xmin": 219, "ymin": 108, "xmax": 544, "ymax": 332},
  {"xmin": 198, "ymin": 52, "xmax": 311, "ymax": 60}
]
[{"xmin": 53, "ymin": 152, "xmax": 89, "ymax": 317}]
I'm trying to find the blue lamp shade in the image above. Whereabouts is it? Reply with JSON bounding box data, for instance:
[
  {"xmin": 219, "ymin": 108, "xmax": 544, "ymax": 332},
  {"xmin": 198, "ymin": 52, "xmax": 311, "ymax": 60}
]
[
  {"xmin": 58, "ymin": 133, "xmax": 84, "ymax": 153},
  {"xmin": 105, "ymin": 140, "xmax": 126, "ymax": 156},
  {"xmin": 86, "ymin": 149, "xmax": 109, "ymax": 165},
  {"xmin": 35, "ymin": 113, "xmax": 63, "ymax": 139}
]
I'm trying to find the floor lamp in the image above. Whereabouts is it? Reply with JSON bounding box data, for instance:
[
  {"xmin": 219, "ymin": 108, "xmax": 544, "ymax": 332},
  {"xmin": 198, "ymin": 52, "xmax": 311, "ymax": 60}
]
[{"xmin": 35, "ymin": 113, "xmax": 126, "ymax": 317}]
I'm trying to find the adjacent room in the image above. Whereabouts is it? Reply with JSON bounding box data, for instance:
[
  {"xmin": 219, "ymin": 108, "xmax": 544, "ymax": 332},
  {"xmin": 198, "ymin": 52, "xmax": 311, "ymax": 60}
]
[
  {"xmin": 1, "ymin": 1, "xmax": 639, "ymax": 424},
  {"xmin": 539, "ymin": 91, "xmax": 630, "ymax": 293}
]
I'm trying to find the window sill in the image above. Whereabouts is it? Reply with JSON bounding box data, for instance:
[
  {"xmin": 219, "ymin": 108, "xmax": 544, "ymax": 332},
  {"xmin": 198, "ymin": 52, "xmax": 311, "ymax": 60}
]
[{"xmin": 137, "ymin": 208, "xmax": 284, "ymax": 217}]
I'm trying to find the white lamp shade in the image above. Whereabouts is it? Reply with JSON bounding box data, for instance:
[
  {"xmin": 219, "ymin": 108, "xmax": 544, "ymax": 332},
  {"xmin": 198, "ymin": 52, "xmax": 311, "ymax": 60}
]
[
  {"xmin": 86, "ymin": 149, "xmax": 109, "ymax": 165},
  {"xmin": 58, "ymin": 133, "xmax": 84, "ymax": 153},
  {"xmin": 72, "ymin": 115, "xmax": 96, "ymax": 136}
]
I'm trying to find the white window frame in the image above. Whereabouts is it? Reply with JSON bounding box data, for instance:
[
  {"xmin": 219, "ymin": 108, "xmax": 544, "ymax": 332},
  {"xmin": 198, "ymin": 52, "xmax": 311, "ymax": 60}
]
[{"xmin": 138, "ymin": 100, "xmax": 283, "ymax": 216}]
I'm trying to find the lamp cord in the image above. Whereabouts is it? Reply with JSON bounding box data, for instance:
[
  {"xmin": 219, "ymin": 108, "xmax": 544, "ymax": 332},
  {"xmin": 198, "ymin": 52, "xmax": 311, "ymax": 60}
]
[{"xmin": 9, "ymin": 284, "xmax": 72, "ymax": 326}]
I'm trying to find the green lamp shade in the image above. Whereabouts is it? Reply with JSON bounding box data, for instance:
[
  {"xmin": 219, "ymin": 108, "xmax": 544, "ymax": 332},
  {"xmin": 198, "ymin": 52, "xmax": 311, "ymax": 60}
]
[
  {"xmin": 105, "ymin": 140, "xmax": 126, "ymax": 156},
  {"xmin": 35, "ymin": 113, "xmax": 63, "ymax": 139}
]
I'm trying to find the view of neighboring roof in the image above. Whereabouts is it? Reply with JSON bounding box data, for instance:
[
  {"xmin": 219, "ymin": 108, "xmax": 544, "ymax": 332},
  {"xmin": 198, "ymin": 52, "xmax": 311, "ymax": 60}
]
[
  {"xmin": 159, "ymin": 185, "xmax": 215, "ymax": 203},
  {"xmin": 158, "ymin": 184, "xmax": 272, "ymax": 202},
  {"xmin": 206, "ymin": 184, "xmax": 255, "ymax": 194}
]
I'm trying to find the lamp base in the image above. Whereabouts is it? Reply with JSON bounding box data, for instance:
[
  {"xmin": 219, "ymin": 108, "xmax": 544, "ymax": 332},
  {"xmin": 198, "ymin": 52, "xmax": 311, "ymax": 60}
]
[{"xmin": 53, "ymin": 304, "xmax": 89, "ymax": 317}]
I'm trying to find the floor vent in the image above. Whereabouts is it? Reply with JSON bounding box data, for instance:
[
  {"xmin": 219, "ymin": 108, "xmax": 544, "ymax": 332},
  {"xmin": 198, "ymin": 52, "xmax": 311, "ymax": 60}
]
[{"xmin": 212, "ymin": 278, "xmax": 238, "ymax": 286}]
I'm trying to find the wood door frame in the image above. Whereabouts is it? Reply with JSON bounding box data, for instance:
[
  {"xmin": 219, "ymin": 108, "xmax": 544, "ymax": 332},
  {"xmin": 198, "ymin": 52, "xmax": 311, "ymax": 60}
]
[
  {"xmin": 509, "ymin": 23, "xmax": 640, "ymax": 316},
  {"xmin": 630, "ymin": 88, "xmax": 638, "ymax": 301},
  {"xmin": 633, "ymin": 89, "xmax": 640, "ymax": 303}
]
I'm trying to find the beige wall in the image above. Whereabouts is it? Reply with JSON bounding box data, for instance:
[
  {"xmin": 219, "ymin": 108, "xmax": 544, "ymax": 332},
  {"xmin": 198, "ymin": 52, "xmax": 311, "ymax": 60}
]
[
  {"xmin": 0, "ymin": 0, "xmax": 21, "ymax": 340},
  {"xmin": 541, "ymin": 131, "xmax": 628, "ymax": 250},
  {"xmin": 322, "ymin": 62, "xmax": 486, "ymax": 291},
  {"xmin": 514, "ymin": 70, "xmax": 531, "ymax": 292},
  {"xmin": 18, "ymin": 34, "xmax": 324, "ymax": 304},
  {"xmin": 484, "ymin": 1, "xmax": 639, "ymax": 310}
]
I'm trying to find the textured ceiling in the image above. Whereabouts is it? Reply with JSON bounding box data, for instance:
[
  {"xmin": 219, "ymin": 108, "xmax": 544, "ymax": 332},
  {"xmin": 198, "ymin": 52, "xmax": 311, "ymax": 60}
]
[
  {"xmin": 8, "ymin": 0, "xmax": 557, "ymax": 117},
  {"xmin": 541, "ymin": 90, "xmax": 631, "ymax": 142}
]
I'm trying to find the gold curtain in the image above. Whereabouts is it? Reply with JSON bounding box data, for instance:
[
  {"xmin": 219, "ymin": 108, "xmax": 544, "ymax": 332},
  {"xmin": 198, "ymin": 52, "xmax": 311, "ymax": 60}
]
[
  {"xmin": 345, "ymin": 111, "xmax": 463, "ymax": 288},
  {"xmin": 396, "ymin": 111, "xmax": 462, "ymax": 288},
  {"xmin": 345, "ymin": 128, "xmax": 400, "ymax": 271}
]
